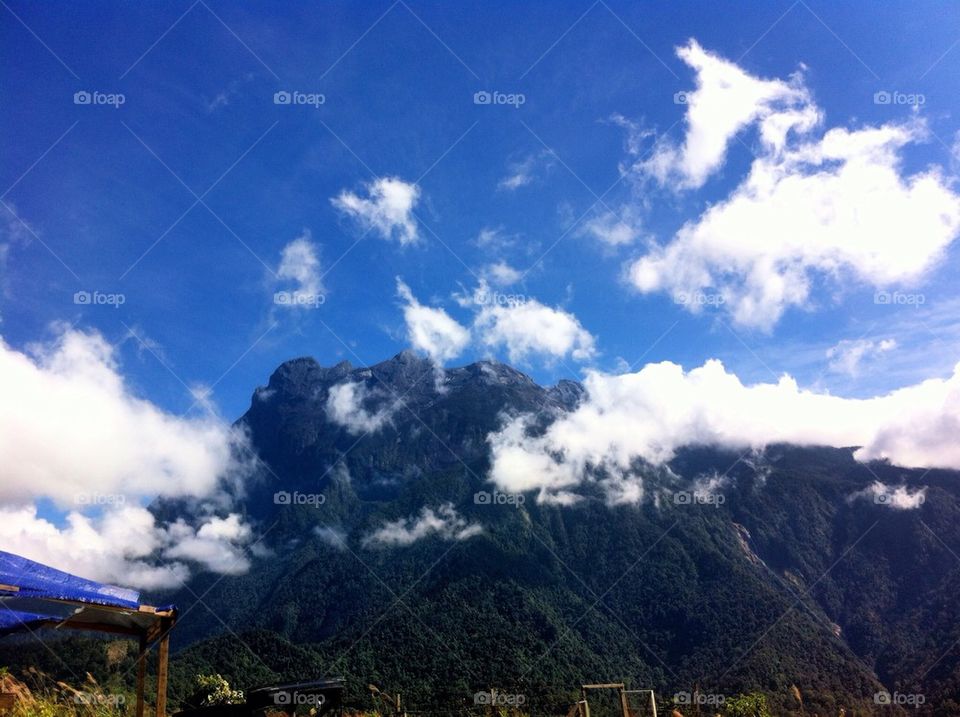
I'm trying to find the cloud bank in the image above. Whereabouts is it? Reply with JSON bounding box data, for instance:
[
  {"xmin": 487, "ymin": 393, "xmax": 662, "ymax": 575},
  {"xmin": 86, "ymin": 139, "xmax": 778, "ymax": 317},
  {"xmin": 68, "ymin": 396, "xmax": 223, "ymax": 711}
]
[
  {"xmin": 0, "ymin": 327, "xmax": 257, "ymax": 588},
  {"xmin": 488, "ymin": 359, "xmax": 960, "ymax": 505}
]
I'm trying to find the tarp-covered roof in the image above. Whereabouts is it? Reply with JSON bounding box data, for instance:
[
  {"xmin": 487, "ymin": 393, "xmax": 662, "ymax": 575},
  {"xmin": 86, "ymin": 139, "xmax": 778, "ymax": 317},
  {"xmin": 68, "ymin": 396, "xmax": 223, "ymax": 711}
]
[
  {"xmin": 0, "ymin": 550, "xmax": 174, "ymax": 640},
  {"xmin": 0, "ymin": 550, "xmax": 140, "ymax": 608}
]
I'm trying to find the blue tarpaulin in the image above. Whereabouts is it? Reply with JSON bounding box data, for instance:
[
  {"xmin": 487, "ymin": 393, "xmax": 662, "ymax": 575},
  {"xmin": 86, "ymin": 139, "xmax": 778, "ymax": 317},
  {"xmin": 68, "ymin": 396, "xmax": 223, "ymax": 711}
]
[
  {"xmin": 0, "ymin": 550, "xmax": 177, "ymax": 716},
  {"xmin": 0, "ymin": 550, "xmax": 175, "ymax": 638},
  {"xmin": 0, "ymin": 550, "xmax": 141, "ymax": 608}
]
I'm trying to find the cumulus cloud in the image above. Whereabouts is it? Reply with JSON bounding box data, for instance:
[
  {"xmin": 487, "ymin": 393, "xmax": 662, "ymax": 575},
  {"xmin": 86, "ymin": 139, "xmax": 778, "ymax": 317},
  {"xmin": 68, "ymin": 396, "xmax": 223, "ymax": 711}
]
[
  {"xmin": 326, "ymin": 381, "xmax": 397, "ymax": 434},
  {"xmin": 626, "ymin": 41, "xmax": 960, "ymax": 329},
  {"xmin": 638, "ymin": 39, "xmax": 814, "ymax": 190},
  {"xmin": 363, "ymin": 503, "xmax": 482, "ymax": 547},
  {"xmin": 848, "ymin": 482, "xmax": 927, "ymax": 510},
  {"xmin": 475, "ymin": 294, "xmax": 596, "ymax": 364},
  {"xmin": 0, "ymin": 505, "xmax": 255, "ymax": 589},
  {"xmin": 487, "ymin": 359, "xmax": 960, "ymax": 505},
  {"xmin": 163, "ymin": 513, "xmax": 253, "ymax": 574},
  {"xmin": 0, "ymin": 326, "xmax": 258, "ymax": 587},
  {"xmin": 0, "ymin": 327, "xmax": 248, "ymax": 505},
  {"xmin": 397, "ymin": 279, "xmax": 597, "ymax": 367},
  {"xmin": 827, "ymin": 338, "xmax": 896, "ymax": 377},
  {"xmin": 396, "ymin": 279, "xmax": 470, "ymax": 362},
  {"xmin": 332, "ymin": 177, "xmax": 420, "ymax": 244},
  {"xmin": 275, "ymin": 230, "xmax": 324, "ymax": 308}
]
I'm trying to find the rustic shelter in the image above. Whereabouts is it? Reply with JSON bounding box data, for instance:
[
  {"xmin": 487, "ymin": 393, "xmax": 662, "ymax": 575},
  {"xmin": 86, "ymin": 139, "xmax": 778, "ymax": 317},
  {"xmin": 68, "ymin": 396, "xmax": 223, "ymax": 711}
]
[{"xmin": 0, "ymin": 550, "xmax": 176, "ymax": 717}]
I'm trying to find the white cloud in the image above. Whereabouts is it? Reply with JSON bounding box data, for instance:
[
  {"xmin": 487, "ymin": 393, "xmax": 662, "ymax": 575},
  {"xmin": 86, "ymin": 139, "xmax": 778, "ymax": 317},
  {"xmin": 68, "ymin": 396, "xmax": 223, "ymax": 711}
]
[
  {"xmin": 482, "ymin": 260, "xmax": 523, "ymax": 286},
  {"xmin": 396, "ymin": 279, "xmax": 471, "ymax": 362},
  {"xmin": 498, "ymin": 152, "xmax": 553, "ymax": 191},
  {"xmin": 314, "ymin": 525, "xmax": 348, "ymax": 550},
  {"xmin": 332, "ymin": 177, "xmax": 420, "ymax": 244},
  {"xmin": 579, "ymin": 210, "xmax": 641, "ymax": 247},
  {"xmin": 0, "ymin": 327, "xmax": 248, "ymax": 505},
  {"xmin": 475, "ymin": 295, "xmax": 596, "ymax": 364},
  {"xmin": 475, "ymin": 227, "xmax": 516, "ymax": 250},
  {"xmin": 326, "ymin": 381, "xmax": 396, "ymax": 434},
  {"xmin": 362, "ymin": 503, "xmax": 482, "ymax": 547},
  {"xmin": 487, "ymin": 359, "xmax": 960, "ymax": 505},
  {"xmin": 826, "ymin": 338, "xmax": 896, "ymax": 377},
  {"xmin": 162, "ymin": 513, "xmax": 253, "ymax": 575},
  {"xmin": 0, "ymin": 326, "xmax": 257, "ymax": 587},
  {"xmin": 638, "ymin": 39, "xmax": 815, "ymax": 190},
  {"xmin": 275, "ymin": 230, "xmax": 324, "ymax": 307},
  {"xmin": 626, "ymin": 41, "xmax": 960, "ymax": 329},
  {"xmin": 0, "ymin": 505, "xmax": 255, "ymax": 589},
  {"xmin": 848, "ymin": 481, "xmax": 926, "ymax": 510}
]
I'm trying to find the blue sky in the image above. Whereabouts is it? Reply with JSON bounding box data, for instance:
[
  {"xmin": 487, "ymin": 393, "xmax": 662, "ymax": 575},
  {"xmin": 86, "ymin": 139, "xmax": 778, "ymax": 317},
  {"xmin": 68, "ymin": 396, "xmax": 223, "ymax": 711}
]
[
  {"xmin": 3, "ymin": 0, "xmax": 960, "ymax": 423},
  {"xmin": 6, "ymin": 0, "xmax": 960, "ymax": 585}
]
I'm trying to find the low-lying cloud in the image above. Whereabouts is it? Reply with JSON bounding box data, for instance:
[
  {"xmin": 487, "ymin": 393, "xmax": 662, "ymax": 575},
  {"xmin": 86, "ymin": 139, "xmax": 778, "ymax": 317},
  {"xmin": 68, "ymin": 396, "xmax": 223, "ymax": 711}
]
[
  {"xmin": 326, "ymin": 380, "xmax": 398, "ymax": 435},
  {"xmin": 363, "ymin": 503, "xmax": 482, "ymax": 547},
  {"xmin": 488, "ymin": 359, "xmax": 960, "ymax": 505}
]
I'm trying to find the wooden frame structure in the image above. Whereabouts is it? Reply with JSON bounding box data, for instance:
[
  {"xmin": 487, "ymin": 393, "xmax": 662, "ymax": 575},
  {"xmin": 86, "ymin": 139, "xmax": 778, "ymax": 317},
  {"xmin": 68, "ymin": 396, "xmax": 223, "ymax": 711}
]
[
  {"xmin": 0, "ymin": 552, "xmax": 176, "ymax": 717},
  {"xmin": 576, "ymin": 683, "xmax": 658, "ymax": 717}
]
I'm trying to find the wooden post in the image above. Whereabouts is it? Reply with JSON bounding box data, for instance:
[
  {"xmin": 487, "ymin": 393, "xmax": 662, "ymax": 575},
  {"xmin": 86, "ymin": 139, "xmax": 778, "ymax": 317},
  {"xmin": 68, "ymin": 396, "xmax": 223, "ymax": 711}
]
[
  {"xmin": 619, "ymin": 686, "xmax": 630, "ymax": 717},
  {"xmin": 647, "ymin": 691, "xmax": 657, "ymax": 717},
  {"xmin": 155, "ymin": 631, "xmax": 170, "ymax": 717},
  {"xmin": 135, "ymin": 633, "xmax": 147, "ymax": 717}
]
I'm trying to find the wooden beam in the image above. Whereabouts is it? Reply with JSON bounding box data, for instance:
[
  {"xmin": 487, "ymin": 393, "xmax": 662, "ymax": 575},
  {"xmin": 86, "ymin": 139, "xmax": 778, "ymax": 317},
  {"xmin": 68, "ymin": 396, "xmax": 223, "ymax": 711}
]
[
  {"xmin": 135, "ymin": 633, "xmax": 147, "ymax": 717},
  {"xmin": 582, "ymin": 684, "xmax": 626, "ymax": 690},
  {"xmin": 156, "ymin": 630, "xmax": 170, "ymax": 717}
]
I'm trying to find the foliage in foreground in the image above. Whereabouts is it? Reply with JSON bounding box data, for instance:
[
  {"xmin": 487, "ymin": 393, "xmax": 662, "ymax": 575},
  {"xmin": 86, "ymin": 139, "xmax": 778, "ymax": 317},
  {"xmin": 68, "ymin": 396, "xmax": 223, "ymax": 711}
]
[{"xmin": 0, "ymin": 667, "xmax": 132, "ymax": 717}]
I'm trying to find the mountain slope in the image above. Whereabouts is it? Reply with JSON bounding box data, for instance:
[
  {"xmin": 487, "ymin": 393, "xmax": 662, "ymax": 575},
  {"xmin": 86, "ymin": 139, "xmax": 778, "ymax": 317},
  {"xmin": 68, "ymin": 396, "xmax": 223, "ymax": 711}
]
[{"xmin": 12, "ymin": 353, "xmax": 958, "ymax": 716}]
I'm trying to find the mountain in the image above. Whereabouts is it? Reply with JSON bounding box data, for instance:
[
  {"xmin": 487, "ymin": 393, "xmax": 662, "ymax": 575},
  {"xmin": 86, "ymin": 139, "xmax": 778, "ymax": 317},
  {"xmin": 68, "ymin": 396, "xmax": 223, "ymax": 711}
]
[{"xmin": 8, "ymin": 352, "xmax": 960, "ymax": 716}]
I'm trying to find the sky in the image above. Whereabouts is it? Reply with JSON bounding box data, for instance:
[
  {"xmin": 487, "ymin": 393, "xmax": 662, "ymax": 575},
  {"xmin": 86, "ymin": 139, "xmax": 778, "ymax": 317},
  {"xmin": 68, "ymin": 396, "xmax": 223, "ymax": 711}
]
[{"xmin": 3, "ymin": 1, "xmax": 960, "ymax": 585}]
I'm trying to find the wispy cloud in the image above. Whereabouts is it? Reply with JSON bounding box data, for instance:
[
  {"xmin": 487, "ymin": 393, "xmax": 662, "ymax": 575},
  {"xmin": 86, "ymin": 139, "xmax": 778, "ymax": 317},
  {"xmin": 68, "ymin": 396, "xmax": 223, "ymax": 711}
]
[
  {"xmin": 332, "ymin": 177, "xmax": 421, "ymax": 244},
  {"xmin": 363, "ymin": 503, "xmax": 482, "ymax": 547}
]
